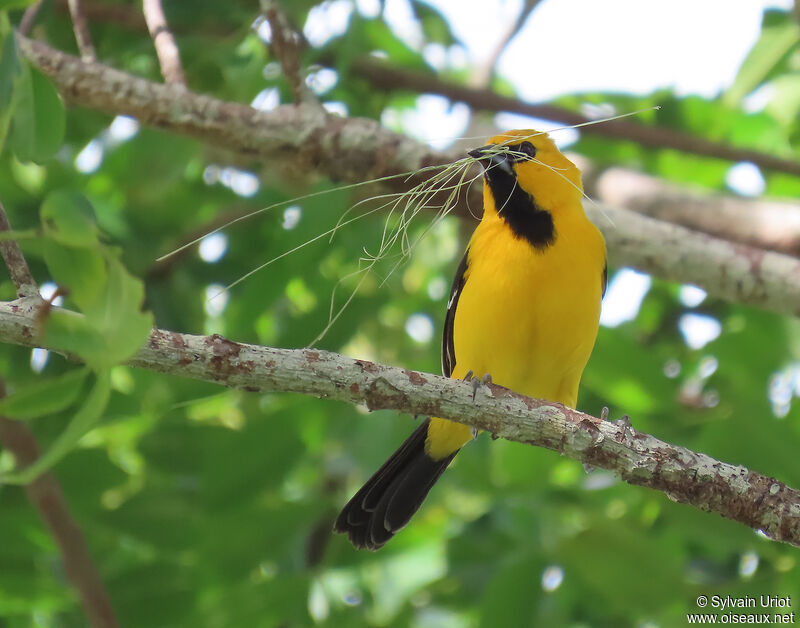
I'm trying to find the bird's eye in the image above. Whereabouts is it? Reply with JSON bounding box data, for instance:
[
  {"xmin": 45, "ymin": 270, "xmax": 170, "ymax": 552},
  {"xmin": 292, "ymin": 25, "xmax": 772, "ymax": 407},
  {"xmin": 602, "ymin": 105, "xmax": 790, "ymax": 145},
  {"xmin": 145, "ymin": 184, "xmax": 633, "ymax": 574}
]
[{"xmin": 517, "ymin": 141, "xmax": 536, "ymax": 159}]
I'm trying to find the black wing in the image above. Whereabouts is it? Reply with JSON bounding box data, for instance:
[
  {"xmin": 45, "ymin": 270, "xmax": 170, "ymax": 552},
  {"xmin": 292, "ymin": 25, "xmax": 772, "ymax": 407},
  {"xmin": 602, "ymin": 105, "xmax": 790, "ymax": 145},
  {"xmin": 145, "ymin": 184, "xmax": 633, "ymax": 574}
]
[
  {"xmin": 442, "ymin": 249, "xmax": 469, "ymax": 378},
  {"xmin": 602, "ymin": 261, "xmax": 608, "ymax": 299}
]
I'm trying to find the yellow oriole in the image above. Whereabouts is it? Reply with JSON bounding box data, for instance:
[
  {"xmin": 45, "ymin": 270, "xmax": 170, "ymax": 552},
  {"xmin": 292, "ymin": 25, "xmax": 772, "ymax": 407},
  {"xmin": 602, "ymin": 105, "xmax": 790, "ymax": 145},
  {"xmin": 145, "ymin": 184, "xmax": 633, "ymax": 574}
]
[{"xmin": 334, "ymin": 129, "xmax": 607, "ymax": 550}]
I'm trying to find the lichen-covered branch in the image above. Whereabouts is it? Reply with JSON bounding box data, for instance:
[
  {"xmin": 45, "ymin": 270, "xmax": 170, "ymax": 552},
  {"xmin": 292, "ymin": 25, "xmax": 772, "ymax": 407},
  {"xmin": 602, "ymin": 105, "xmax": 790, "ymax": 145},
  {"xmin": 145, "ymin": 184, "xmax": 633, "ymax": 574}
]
[
  {"xmin": 142, "ymin": 0, "xmax": 186, "ymax": 85},
  {"xmin": 1, "ymin": 296, "xmax": 799, "ymax": 547},
  {"xmin": 590, "ymin": 203, "xmax": 800, "ymax": 317},
  {"xmin": 15, "ymin": 35, "xmax": 800, "ymax": 317},
  {"xmin": 66, "ymin": 0, "xmax": 96, "ymax": 62},
  {"xmin": 16, "ymin": 35, "xmax": 434, "ymax": 188},
  {"xmin": 19, "ymin": 1, "xmax": 45, "ymax": 36},
  {"xmin": 261, "ymin": 0, "xmax": 315, "ymax": 104},
  {"xmin": 583, "ymin": 164, "xmax": 800, "ymax": 257},
  {"xmin": 0, "ymin": 201, "xmax": 37, "ymax": 300}
]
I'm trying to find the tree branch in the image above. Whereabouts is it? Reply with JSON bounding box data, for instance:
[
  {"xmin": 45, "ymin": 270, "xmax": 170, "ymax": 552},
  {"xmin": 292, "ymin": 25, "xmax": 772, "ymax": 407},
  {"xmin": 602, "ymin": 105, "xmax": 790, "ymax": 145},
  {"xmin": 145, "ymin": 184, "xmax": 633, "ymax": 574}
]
[
  {"xmin": 142, "ymin": 0, "xmax": 186, "ymax": 86},
  {"xmin": 15, "ymin": 36, "xmax": 800, "ymax": 317},
  {"xmin": 344, "ymin": 57, "xmax": 800, "ymax": 179},
  {"xmin": 0, "ymin": 199, "xmax": 37, "ymax": 298},
  {"xmin": 0, "ymin": 296, "xmax": 798, "ymax": 547},
  {"xmin": 16, "ymin": 34, "xmax": 433, "ymax": 190},
  {"xmin": 584, "ymin": 164, "xmax": 800, "ymax": 257},
  {"xmin": 19, "ymin": 0, "xmax": 45, "ymax": 36},
  {"xmin": 261, "ymin": 0, "xmax": 315, "ymax": 104},
  {"xmin": 67, "ymin": 0, "xmax": 97, "ymax": 62},
  {"xmin": 0, "ymin": 413, "xmax": 120, "ymax": 628},
  {"xmin": 591, "ymin": 203, "xmax": 800, "ymax": 316},
  {"xmin": 470, "ymin": 0, "xmax": 540, "ymax": 88},
  {"xmin": 17, "ymin": 14, "xmax": 800, "ymax": 179}
]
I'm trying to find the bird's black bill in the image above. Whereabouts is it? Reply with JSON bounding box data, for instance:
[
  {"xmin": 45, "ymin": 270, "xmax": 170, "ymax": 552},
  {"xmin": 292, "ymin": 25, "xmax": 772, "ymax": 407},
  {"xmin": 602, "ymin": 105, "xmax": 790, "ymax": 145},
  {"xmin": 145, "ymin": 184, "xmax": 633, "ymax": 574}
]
[
  {"xmin": 467, "ymin": 144, "xmax": 494, "ymax": 160},
  {"xmin": 468, "ymin": 144, "xmax": 513, "ymax": 175}
]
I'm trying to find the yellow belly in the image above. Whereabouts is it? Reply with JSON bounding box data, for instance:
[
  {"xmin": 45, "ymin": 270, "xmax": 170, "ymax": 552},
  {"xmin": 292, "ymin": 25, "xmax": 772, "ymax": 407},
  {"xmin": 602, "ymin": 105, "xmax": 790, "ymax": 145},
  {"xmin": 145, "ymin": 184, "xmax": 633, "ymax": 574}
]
[{"xmin": 425, "ymin": 212, "xmax": 604, "ymax": 461}]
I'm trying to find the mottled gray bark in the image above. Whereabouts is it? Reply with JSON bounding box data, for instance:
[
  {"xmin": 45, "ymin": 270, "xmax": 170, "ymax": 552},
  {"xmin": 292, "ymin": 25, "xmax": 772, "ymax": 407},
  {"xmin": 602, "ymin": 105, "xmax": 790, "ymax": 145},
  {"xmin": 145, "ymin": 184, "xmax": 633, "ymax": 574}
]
[
  {"xmin": 1, "ymin": 296, "xmax": 799, "ymax": 547},
  {"xmin": 16, "ymin": 35, "xmax": 800, "ymax": 317}
]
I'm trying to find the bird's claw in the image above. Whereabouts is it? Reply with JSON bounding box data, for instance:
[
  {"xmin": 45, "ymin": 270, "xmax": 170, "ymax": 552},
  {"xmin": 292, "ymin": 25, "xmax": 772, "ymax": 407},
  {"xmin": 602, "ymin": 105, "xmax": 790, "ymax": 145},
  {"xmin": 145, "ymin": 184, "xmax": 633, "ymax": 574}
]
[
  {"xmin": 464, "ymin": 370, "xmax": 493, "ymax": 401},
  {"xmin": 616, "ymin": 415, "xmax": 635, "ymax": 440},
  {"xmin": 600, "ymin": 407, "xmax": 635, "ymax": 441},
  {"xmin": 614, "ymin": 414, "xmax": 632, "ymax": 429}
]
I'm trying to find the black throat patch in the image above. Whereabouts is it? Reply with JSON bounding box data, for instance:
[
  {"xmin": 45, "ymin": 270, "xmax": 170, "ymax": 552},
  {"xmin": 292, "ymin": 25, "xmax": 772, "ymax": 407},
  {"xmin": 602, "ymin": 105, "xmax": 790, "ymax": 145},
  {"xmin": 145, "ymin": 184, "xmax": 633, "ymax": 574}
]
[{"xmin": 485, "ymin": 166, "xmax": 555, "ymax": 250}]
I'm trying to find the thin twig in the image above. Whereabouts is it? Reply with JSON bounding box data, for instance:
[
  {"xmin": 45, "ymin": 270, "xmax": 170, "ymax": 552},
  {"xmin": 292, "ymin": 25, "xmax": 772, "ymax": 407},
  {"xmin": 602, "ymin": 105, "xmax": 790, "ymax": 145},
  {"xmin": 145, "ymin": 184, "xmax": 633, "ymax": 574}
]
[
  {"xmin": 19, "ymin": 0, "xmax": 45, "ymax": 36},
  {"xmin": 52, "ymin": 0, "xmax": 232, "ymax": 37},
  {"xmin": 470, "ymin": 0, "xmax": 540, "ymax": 87},
  {"xmin": 345, "ymin": 57, "xmax": 800, "ymax": 179},
  {"xmin": 142, "ymin": 0, "xmax": 186, "ymax": 86},
  {"xmin": 67, "ymin": 0, "xmax": 97, "ymax": 62},
  {"xmin": 0, "ymin": 199, "xmax": 37, "ymax": 298},
  {"xmin": 261, "ymin": 0, "xmax": 315, "ymax": 104},
  {"xmin": 0, "ymin": 304, "xmax": 797, "ymax": 547},
  {"xmin": 0, "ymin": 384, "xmax": 119, "ymax": 628}
]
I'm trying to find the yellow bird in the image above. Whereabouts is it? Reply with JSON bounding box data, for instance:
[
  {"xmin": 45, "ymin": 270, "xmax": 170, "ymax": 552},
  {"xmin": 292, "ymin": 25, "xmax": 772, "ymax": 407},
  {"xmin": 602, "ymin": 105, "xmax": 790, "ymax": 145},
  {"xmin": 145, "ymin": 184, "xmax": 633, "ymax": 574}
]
[{"xmin": 334, "ymin": 129, "xmax": 607, "ymax": 550}]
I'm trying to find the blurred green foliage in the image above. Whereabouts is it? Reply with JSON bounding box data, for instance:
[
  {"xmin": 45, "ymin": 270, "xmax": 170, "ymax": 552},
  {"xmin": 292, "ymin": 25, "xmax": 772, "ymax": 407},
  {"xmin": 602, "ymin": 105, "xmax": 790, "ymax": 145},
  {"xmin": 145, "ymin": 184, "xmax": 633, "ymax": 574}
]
[{"xmin": 0, "ymin": 2, "xmax": 799, "ymax": 627}]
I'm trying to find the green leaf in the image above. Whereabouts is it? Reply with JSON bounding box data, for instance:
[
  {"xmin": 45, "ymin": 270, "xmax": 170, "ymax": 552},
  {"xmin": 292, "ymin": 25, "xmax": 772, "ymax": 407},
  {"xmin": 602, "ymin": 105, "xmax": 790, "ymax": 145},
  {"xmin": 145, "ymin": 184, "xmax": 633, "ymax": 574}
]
[
  {"xmin": 8, "ymin": 63, "xmax": 65, "ymax": 163},
  {"xmin": 767, "ymin": 71, "xmax": 800, "ymax": 126},
  {"xmin": 0, "ymin": 368, "xmax": 89, "ymax": 420},
  {"xmin": 42, "ymin": 290, "xmax": 152, "ymax": 371},
  {"xmin": 41, "ymin": 189, "xmax": 101, "ymax": 247},
  {"xmin": 0, "ymin": 0, "xmax": 39, "ymax": 9},
  {"xmin": 41, "ymin": 308, "xmax": 111, "ymax": 368},
  {"xmin": 409, "ymin": 1, "xmax": 457, "ymax": 45},
  {"xmin": 724, "ymin": 11, "xmax": 800, "ymax": 106},
  {"xmin": 0, "ymin": 370, "xmax": 111, "ymax": 485},
  {"xmin": 0, "ymin": 16, "xmax": 20, "ymax": 153},
  {"xmin": 90, "ymin": 254, "xmax": 153, "ymax": 364},
  {"xmin": 0, "ymin": 18, "xmax": 20, "ymax": 110},
  {"xmin": 41, "ymin": 198, "xmax": 153, "ymax": 369},
  {"xmin": 41, "ymin": 247, "xmax": 152, "ymax": 369},
  {"xmin": 43, "ymin": 239, "xmax": 107, "ymax": 311},
  {"xmin": 343, "ymin": 17, "xmax": 427, "ymax": 70}
]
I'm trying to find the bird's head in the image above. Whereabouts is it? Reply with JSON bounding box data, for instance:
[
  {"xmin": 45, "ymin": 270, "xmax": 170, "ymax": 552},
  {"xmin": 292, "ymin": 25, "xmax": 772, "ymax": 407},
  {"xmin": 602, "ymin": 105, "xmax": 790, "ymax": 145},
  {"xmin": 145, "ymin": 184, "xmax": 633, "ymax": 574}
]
[{"xmin": 469, "ymin": 129, "xmax": 583, "ymax": 218}]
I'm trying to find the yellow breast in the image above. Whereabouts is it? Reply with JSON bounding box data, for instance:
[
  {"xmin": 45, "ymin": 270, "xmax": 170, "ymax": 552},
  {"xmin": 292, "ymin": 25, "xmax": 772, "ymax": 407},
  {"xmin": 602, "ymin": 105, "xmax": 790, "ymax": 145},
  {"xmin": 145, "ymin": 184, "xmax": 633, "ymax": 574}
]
[{"xmin": 451, "ymin": 208, "xmax": 605, "ymax": 408}]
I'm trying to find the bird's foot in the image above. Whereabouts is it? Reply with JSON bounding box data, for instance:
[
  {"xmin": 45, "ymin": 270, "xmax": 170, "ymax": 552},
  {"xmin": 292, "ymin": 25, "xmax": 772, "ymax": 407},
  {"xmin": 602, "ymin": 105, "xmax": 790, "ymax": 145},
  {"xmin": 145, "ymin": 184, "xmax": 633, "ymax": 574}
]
[
  {"xmin": 614, "ymin": 414, "xmax": 632, "ymax": 429},
  {"xmin": 601, "ymin": 407, "xmax": 635, "ymax": 441},
  {"xmin": 463, "ymin": 370, "xmax": 493, "ymax": 401}
]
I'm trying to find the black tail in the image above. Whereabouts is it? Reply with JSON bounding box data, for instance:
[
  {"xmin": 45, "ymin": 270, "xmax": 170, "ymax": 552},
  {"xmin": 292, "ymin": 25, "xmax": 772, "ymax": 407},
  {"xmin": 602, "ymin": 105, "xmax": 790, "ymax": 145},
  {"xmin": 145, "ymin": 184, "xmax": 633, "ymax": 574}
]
[{"xmin": 334, "ymin": 419, "xmax": 458, "ymax": 550}]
